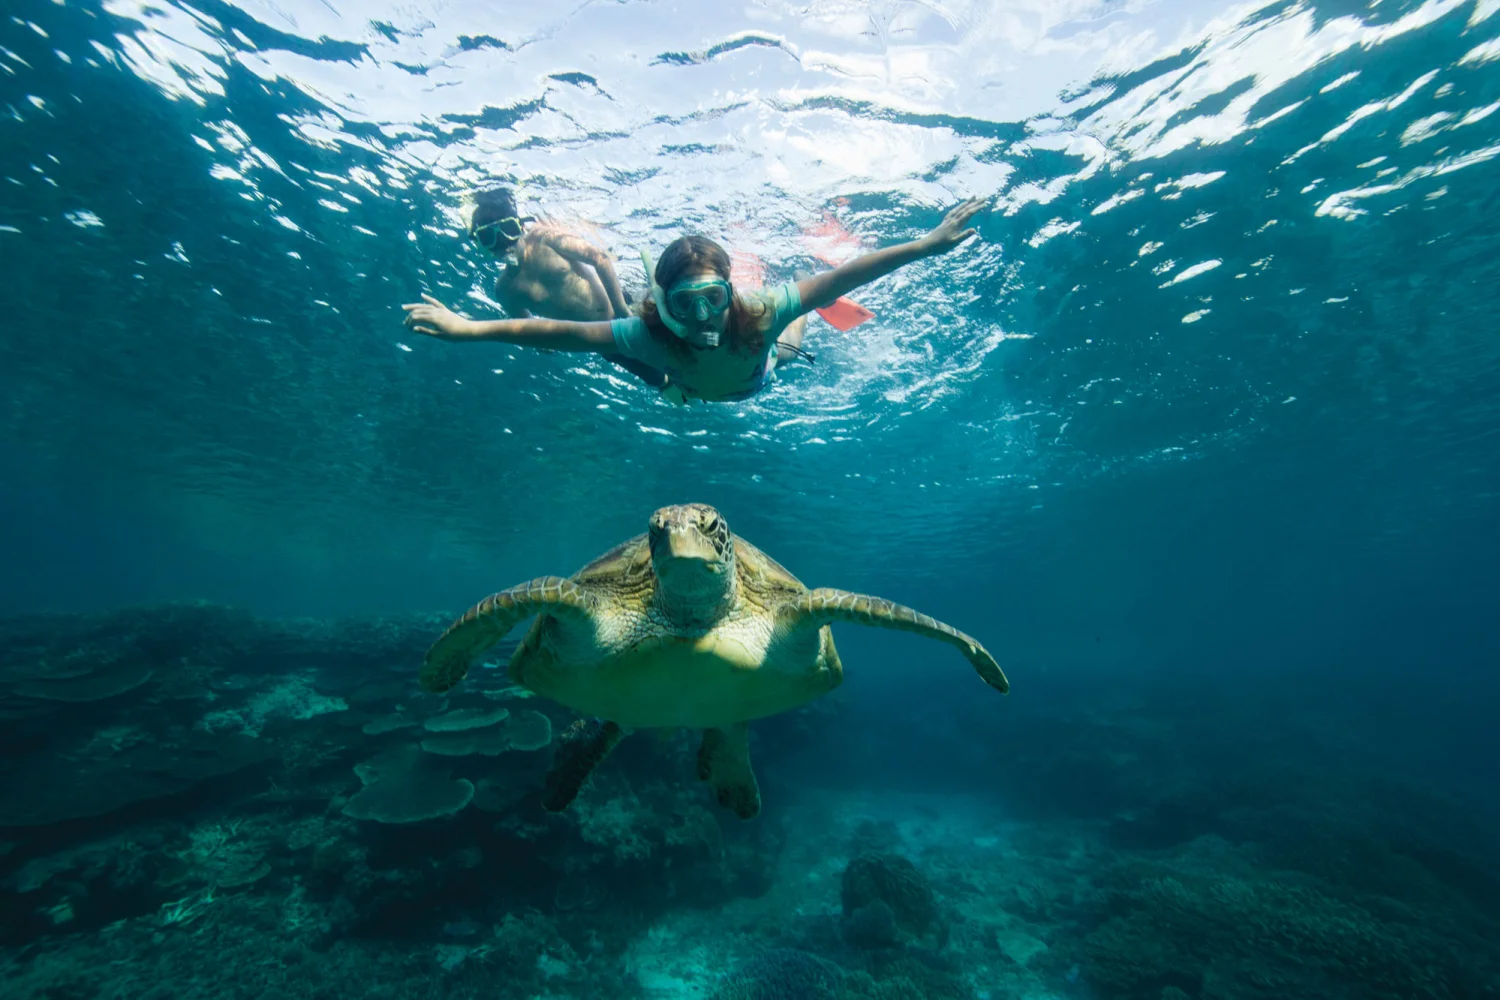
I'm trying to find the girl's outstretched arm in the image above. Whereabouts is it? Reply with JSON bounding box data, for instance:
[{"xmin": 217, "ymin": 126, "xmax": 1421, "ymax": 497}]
[
  {"xmin": 793, "ymin": 197, "xmax": 989, "ymax": 315},
  {"xmin": 402, "ymin": 294, "xmax": 616, "ymax": 351}
]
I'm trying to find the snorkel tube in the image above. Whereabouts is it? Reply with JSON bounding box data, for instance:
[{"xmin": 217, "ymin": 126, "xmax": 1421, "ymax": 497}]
[{"xmin": 641, "ymin": 249, "xmax": 721, "ymax": 349}]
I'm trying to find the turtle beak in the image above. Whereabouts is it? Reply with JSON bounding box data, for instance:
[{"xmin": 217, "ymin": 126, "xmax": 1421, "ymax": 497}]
[
  {"xmin": 662, "ymin": 526, "xmax": 722, "ymax": 569},
  {"xmin": 652, "ymin": 519, "xmax": 732, "ymax": 611}
]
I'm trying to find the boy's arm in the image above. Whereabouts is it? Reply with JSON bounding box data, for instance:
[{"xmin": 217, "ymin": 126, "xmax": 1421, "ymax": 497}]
[
  {"xmin": 547, "ymin": 233, "xmax": 633, "ymax": 320},
  {"xmin": 793, "ymin": 197, "xmax": 989, "ymax": 320},
  {"xmin": 403, "ymin": 294, "xmax": 616, "ymax": 351}
]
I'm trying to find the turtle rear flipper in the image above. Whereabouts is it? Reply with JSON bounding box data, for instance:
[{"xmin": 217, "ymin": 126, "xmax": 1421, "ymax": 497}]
[
  {"xmin": 784, "ymin": 588, "xmax": 1009, "ymax": 694},
  {"xmin": 543, "ymin": 719, "xmax": 625, "ymax": 812},
  {"xmin": 697, "ymin": 723, "xmax": 761, "ymax": 820}
]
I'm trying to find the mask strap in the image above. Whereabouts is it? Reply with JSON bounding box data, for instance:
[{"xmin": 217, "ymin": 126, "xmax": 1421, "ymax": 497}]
[{"xmin": 641, "ymin": 249, "xmax": 687, "ymax": 337}]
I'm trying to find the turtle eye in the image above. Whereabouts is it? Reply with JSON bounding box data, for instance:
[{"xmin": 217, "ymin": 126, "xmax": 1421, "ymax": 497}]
[{"xmin": 703, "ymin": 515, "xmax": 722, "ymax": 534}]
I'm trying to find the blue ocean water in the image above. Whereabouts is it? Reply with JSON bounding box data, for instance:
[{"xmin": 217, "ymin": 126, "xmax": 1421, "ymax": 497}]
[{"xmin": 2, "ymin": 1, "xmax": 1499, "ymax": 998}]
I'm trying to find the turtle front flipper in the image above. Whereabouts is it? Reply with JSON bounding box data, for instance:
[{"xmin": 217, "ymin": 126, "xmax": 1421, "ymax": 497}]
[
  {"xmin": 785, "ymin": 589, "xmax": 1009, "ymax": 694},
  {"xmin": 421, "ymin": 577, "xmax": 594, "ymax": 694},
  {"xmin": 543, "ymin": 718, "xmax": 626, "ymax": 812},
  {"xmin": 697, "ymin": 723, "xmax": 761, "ymax": 820}
]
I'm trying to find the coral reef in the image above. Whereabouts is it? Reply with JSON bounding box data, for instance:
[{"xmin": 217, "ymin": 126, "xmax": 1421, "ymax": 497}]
[
  {"xmin": 341, "ymin": 745, "xmax": 475, "ymax": 823},
  {"xmin": 711, "ymin": 947, "xmax": 843, "ymax": 1000},
  {"xmin": 1, "ymin": 602, "xmax": 1497, "ymax": 1000},
  {"xmin": 420, "ymin": 728, "xmax": 512, "ymax": 756},
  {"xmin": 840, "ymin": 853, "xmax": 947, "ymax": 949},
  {"xmin": 505, "ymin": 708, "xmax": 554, "ymax": 751},
  {"xmin": 424, "ymin": 706, "xmax": 509, "ymax": 732},
  {"xmin": 1072, "ymin": 836, "xmax": 1496, "ymax": 1000}
]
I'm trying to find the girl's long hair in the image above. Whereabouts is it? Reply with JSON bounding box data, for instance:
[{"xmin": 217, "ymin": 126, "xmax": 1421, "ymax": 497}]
[{"xmin": 638, "ymin": 235, "xmax": 769, "ymax": 359}]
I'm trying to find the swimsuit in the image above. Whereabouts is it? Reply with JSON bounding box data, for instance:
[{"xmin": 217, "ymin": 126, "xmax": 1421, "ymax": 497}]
[{"xmin": 608, "ymin": 282, "xmax": 803, "ymax": 402}]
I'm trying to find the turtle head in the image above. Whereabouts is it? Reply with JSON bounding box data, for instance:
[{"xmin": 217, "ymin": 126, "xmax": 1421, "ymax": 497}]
[{"xmin": 648, "ymin": 503, "xmax": 736, "ymax": 611}]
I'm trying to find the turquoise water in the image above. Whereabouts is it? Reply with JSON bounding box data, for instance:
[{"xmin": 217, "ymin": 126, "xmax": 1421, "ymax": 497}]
[{"xmin": 2, "ymin": 2, "xmax": 1499, "ymax": 998}]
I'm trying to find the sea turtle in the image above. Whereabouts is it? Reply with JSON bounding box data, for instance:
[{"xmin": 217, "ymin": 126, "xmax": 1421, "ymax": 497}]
[{"xmin": 420, "ymin": 503, "xmax": 1009, "ymax": 819}]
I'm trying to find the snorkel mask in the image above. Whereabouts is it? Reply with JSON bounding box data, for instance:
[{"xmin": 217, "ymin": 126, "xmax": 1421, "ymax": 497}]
[
  {"xmin": 641, "ymin": 249, "xmax": 730, "ymax": 349},
  {"xmin": 469, "ymin": 214, "xmax": 534, "ymax": 253}
]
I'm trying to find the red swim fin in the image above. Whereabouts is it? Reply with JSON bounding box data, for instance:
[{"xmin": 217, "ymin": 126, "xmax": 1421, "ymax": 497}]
[
  {"xmin": 815, "ymin": 296, "xmax": 875, "ymax": 331},
  {"xmin": 729, "ymin": 251, "xmax": 765, "ymax": 290},
  {"xmin": 738, "ymin": 247, "xmax": 873, "ymax": 330}
]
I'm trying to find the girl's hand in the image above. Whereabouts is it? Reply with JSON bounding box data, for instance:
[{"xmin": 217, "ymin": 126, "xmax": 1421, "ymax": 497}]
[
  {"xmin": 921, "ymin": 197, "xmax": 989, "ymax": 255},
  {"xmin": 402, "ymin": 294, "xmax": 478, "ymax": 340}
]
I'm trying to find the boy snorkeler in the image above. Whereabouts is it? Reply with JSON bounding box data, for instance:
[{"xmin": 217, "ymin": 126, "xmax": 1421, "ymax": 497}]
[
  {"xmin": 406, "ymin": 197, "xmax": 988, "ymax": 403},
  {"xmin": 466, "ymin": 186, "xmax": 666, "ymax": 388}
]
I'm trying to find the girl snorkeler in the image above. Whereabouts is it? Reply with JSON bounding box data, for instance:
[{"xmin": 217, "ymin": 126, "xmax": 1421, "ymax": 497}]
[{"xmin": 401, "ymin": 197, "xmax": 988, "ymax": 403}]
